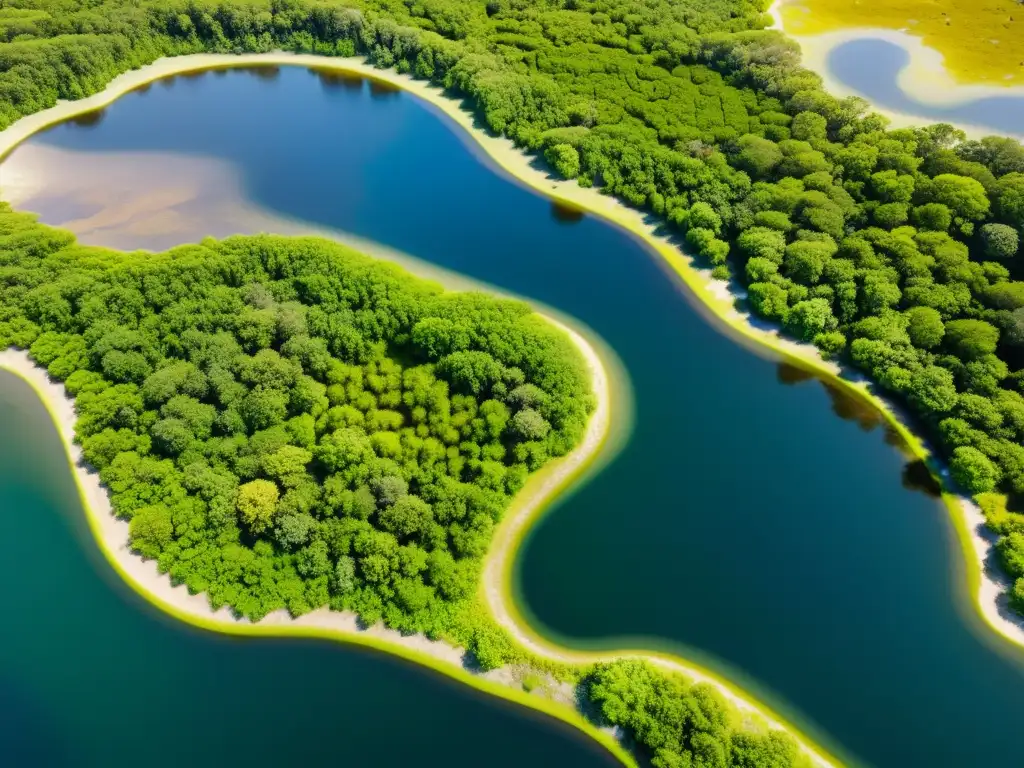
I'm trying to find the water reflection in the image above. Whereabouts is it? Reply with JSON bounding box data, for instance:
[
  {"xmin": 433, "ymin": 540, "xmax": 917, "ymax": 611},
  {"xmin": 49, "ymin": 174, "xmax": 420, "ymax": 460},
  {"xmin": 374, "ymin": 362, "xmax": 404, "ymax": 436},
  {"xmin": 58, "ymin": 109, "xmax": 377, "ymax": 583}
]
[
  {"xmin": 902, "ymin": 459, "xmax": 943, "ymax": 498},
  {"xmin": 822, "ymin": 381, "xmax": 885, "ymax": 433},
  {"xmin": 369, "ymin": 78, "xmax": 401, "ymax": 98},
  {"xmin": 248, "ymin": 65, "xmax": 281, "ymax": 81},
  {"xmin": 551, "ymin": 201, "xmax": 585, "ymax": 224},
  {"xmin": 310, "ymin": 67, "xmax": 365, "ymax": 92},
  {"xmin": 69, "ymin": 109, "xmax": 105, "ymax": 129},
  {"xmin": 776, "ymin": 362, "xmax": 814, "ymax": 386}
]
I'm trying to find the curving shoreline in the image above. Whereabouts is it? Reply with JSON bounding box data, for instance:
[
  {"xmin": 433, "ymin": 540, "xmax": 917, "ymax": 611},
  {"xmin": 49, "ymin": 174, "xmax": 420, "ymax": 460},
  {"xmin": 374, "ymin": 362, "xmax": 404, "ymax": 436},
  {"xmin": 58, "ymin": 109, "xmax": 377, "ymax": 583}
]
[
  {"xmin": 2, "ymin": 48, "xmax": 1022, "ymax": 767},
  {"xmin": 767, "ymin": 1, "xmax": 1024, "ymax": 141},
  {"xmin": 0, "ymin": 54, "xmax": 846, "ymax": 767},
  {"xmin": 0, "ymin": 335, "xmax": 635, "ymax": 768}
]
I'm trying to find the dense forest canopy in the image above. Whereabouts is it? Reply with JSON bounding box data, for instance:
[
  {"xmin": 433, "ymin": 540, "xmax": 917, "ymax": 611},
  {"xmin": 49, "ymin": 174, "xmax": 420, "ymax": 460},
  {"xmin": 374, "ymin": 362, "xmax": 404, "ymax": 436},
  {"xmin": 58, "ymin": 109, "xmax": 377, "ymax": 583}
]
[
  {"xmin": 3, "ymin": 0, "xmax": 1024, "ymax": 762},
  {"xmin": 0, "ymin": 204, "xmax": 594, "ymax": 655}
]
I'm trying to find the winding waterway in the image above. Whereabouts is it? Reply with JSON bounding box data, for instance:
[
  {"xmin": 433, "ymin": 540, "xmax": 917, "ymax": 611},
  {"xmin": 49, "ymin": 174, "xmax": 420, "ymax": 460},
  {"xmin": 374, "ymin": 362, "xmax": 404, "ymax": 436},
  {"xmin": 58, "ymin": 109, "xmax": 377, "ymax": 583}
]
[
  {"xmin": 0, "ymin": 370, "xmax": 619, "ymax": 768},
  {"xmin": 5, "ymin": 65, "xmax": 1024, "ymax": 767},
  {"xmin": 826, "ymin": 38, "xmax": 1024, "ymax": 137}
]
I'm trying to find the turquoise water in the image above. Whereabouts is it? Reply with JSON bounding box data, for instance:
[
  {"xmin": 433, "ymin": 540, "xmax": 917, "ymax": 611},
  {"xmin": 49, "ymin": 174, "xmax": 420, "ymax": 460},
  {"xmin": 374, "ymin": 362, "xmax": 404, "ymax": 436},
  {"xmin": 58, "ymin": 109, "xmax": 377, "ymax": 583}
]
[
  {"xmin": 10, "ymin": 65, "xmax": 1024, "ymax": 766},
  {"xmin": 0, "ymin": 370, "xmax": 620, "ymax": 767}
]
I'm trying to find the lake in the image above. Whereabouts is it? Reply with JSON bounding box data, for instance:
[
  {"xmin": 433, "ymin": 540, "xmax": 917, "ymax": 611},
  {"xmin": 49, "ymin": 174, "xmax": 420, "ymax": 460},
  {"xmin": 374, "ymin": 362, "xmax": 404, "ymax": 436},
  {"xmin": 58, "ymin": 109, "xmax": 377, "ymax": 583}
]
[
  {"xmin": 6, "ymin": 64, "xmax": 1024, "ymax": 767},
  {"xmin": 826, "ymin": 38, "xmax": 1024, "ymax": 137}
]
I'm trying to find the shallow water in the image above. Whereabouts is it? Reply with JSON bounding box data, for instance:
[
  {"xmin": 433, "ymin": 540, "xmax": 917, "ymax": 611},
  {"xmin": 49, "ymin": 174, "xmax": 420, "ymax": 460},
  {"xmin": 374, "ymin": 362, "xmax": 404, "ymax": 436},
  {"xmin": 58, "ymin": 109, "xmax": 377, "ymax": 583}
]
[
  {"xmin": 7, "ymin": 65, "xmax": 1024, "ymax": 767},
  {"xmin": 826, "ymin": 38, "xmax": 1024, "ymax": 136}
]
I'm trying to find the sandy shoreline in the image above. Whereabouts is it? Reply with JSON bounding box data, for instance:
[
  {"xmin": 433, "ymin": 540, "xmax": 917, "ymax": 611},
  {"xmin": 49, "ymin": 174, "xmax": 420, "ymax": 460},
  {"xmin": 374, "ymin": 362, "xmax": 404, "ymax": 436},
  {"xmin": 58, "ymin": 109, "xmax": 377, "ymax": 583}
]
[
  {"xmin": 767, "ymin": 0, "xmax": 1024, "ymax": 141},
  {"xmin": 0, "ymin": 330, "xmax": 635, "ymax": 764},
  {"xmin": 2, "ymin": 47, "xmax": 1019, "ymax": 765}
]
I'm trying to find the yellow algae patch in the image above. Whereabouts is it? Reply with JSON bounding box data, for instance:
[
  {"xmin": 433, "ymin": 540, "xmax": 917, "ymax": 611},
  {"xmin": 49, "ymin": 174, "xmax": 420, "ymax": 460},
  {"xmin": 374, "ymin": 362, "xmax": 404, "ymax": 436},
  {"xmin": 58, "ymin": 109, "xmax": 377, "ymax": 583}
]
[{"xmin": 780, "ymin": 0, "xmax": 1024, "ymax": 86}]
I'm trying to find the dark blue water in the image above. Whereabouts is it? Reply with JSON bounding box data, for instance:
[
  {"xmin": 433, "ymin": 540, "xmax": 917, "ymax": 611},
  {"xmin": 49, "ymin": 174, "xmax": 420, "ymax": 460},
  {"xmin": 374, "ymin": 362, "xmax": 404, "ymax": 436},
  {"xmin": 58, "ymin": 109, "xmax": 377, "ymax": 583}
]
[
  {"xmin": 828, "ymin": 38, "xmax": 1024, "ymax": 136},
  {"xmin": 16, "ymin": 65, "xmax": 1024, "ymax": 767}
]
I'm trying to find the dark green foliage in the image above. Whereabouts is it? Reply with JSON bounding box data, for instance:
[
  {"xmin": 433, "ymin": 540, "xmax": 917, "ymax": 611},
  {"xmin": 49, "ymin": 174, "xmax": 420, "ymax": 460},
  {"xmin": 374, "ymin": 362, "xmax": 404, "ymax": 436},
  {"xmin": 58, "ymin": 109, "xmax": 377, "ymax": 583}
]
[{"xmin": 0, "ymin": 208, "xmax": 592, "ymax": 654}]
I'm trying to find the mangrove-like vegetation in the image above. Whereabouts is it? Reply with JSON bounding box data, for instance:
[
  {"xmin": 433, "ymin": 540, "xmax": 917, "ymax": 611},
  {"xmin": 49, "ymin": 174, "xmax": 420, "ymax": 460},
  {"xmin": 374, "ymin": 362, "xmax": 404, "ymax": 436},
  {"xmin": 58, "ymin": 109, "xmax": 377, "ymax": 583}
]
[
  {"xmin": 0, "ymin": 206, "xmax": 818, "ymax": 768},
  {"xmin": 4, "ymin": 0, "xmax": 1024, "ymax": 761},
  {"xmin": 0, "ymin": 203, "xmax": 594, "ymax": 660},
  {"xmin": 4, "ymin": 1, "xmax": 1024, "ymax": 610}
]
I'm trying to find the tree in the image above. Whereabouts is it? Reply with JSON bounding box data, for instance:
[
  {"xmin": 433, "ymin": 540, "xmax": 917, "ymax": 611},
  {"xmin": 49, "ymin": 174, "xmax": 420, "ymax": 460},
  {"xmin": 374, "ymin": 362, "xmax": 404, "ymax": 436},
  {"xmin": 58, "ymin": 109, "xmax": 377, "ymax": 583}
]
[
  {"xmin": 748, "ymin": 282, "xmax": 789, "ymax": 321},
  {"xmin": 240, "ymin": 388, "xmax": 289, "ymax": 430},
  {"xmin": 783, "ymin": 240, "xmax": 832, "ymax": 284},
  {"xmin": 736, "ymin": 227, "xmax": 786, "ymax": 264},
  {"xmin": 904, "ymin": 306, "xmax": 945, "ymax": 349},
  {"xmin": 985, "ymin": 282, "xmax": 1024, "ymax": 311},
  {"xmin": 510, "ymin": 408, "xmax": 550, "ymax": 440},
  {"xmin": 908, "ymin": 365, "xmax": 959, "ymax": 414},
  {"xmin": 980, "ymin": 223, "xmax": 1019, "ymax": 259},
  {"xmin": 950, "ymin": 446, "xmax": 999, "ymax": 493},
  {"xmin": 545, "ymin": 143, "xmax": 580, "ymax": 179},
  {"xmin": 912, "ymin": 203, "xmax": 952, "ymax": 232},
  {"xmin": 129, "ymin": 505, "xmax": 174, "ymax": 559},
  {"xmin": 378, "ymin": 495, "xmax": 433, "ymax": 539},
  {"xmin": 237, "ymin": 479, "xmax": 279, "ymax": 534},
  {"xmin": 996, "ymin": 173, "xmax": 1024, "ymax": 228},
  {"xmin": 929, "ymin": 174, "xmax": 990, "ymax": 221},
  {"xmin": 262, "ymin": 445, "xmax": 313, "ymax": 487},
  {"xmin": 944, "ymin": 319, "xmax": 1000, "ymax": 360},
  {"xmin": 733, "ymin": 134, "xmax": 782, "ymax": 179},
  {"xmin": 315, "ymin": 427, "xmax": 375, "ymax": 479},
  {"xmin": 331, "ymin": 555, "xmax": 357, "ymax": 595},
  {"xmin": 784, "ymin": 299, "xmax": 836, "ymax": 341}
]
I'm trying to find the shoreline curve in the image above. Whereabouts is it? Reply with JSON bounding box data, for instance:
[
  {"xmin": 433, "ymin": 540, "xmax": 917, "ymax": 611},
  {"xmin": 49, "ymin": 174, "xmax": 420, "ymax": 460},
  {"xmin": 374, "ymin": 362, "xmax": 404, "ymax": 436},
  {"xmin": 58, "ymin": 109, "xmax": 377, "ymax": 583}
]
[
  {"xmin": 4, "ymin": 49, "xmax": 1021, "ymax": 766},
  {"xmin": 767, "ymin": 1, "xmax": 1024, "ymax": 141}
]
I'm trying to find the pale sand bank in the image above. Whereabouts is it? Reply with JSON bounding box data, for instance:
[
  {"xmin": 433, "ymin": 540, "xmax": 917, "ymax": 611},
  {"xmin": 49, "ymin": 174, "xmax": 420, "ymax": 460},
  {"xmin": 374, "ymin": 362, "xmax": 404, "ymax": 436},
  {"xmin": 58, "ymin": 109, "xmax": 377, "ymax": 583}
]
[
  {"xmin": 0, "ymin": 329, "xmax": 630, "ymax": 758},
  {"xmin": 5, "ymin": 49, "xmax": 1015, "ymax": 766},
  {"xmin": 768, "ymin": 0, "xmax": 1024, "ymax": 140}
]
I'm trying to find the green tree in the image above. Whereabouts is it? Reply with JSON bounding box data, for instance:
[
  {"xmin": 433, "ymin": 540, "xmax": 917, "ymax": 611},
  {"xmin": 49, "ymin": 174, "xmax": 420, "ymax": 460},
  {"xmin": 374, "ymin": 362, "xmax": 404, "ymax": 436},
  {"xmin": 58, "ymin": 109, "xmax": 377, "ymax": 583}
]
[
  {"xmin": 950, "ymin": 446, "xmax": 999, "ymax": 493},
  {"xmin": 545, "ymin": 143, "xmax": 580, "ymax": 179},
  {"xmin": 980, "ymin": 223, "xmax": 1019, "ymax": 259},
  {"xmin": 904, "ymin": 306, "xmax": 945, "ymax": 349},
  {"xmin": 944, "ymin": 319, "xmax": 1000, "ymax": 360},
  {"xmin": 237, "ymin": 479, "xmax": 280, "ymax": 534}
]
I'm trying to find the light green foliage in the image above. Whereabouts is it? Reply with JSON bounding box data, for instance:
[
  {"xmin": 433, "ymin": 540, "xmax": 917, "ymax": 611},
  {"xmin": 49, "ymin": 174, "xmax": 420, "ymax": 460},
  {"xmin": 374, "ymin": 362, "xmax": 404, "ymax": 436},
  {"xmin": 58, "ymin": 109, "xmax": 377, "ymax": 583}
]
[
  {"xmin": 944, "ymin": 319, "xmax": 999, "ymax": 360},
  {"xmin": 0, "ymin": 211, "xmax": 592, "ymax": 649},
  {"xmin": 545, "ymin": 143, "xmax": 580, "ymax": 179},
  {"xmin": 237, "ymin": 479, "xmax": 280, "ymax": 534},
  {"xmin": 951, "ymin": 446, "xmax": 999, "ymax": 493},
  {"xmin": 784, "ymin": 299, "xmax": 836, "ymax": 341},
  {"xmin": 587, "ymin": 660, "xmax": 807, "ymax": 768},
  {"xmin": 981, "ymin": 223, "xmax": 1019, "ymax": 259},
  {"xmin": 904, "ymin": 306, "xmax": 945, "ymax": 350}
]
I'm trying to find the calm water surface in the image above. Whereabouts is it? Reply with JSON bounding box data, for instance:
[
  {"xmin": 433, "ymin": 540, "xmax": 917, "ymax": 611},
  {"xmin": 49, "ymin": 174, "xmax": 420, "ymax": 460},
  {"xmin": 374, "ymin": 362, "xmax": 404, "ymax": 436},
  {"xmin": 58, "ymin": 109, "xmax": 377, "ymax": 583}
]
[
  {"xmin": 10, "ymin": 66, "xmax": 1024, "ymax": 767},
  {"xmin": 0, "ymin": 371, "xmax": 619, "ymax": 768},
  {"xmin": 827, "ymin": 38, "xmax": 1024, "ymax": 136}
]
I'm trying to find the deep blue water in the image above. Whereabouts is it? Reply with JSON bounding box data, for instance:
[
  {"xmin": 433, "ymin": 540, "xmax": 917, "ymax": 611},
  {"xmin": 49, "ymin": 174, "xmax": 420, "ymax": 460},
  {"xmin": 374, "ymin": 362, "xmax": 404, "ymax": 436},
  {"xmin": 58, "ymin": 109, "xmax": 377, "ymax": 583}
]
[{"xmin": 11, "ymin": 65, "xmax": 1024, "ymax": 767}]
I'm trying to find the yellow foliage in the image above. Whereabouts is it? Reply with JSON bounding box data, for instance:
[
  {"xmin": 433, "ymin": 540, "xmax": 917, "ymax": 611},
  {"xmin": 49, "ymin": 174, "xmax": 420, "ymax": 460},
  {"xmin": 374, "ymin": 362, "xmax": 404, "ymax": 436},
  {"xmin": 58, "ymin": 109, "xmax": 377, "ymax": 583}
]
[{"xmin": 781, "ymin": 0, "xmax": 1024, "ymax": 85}]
